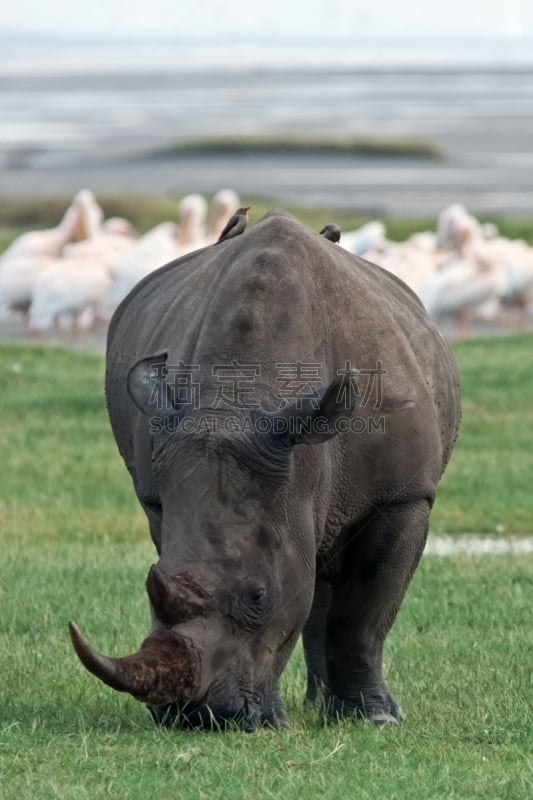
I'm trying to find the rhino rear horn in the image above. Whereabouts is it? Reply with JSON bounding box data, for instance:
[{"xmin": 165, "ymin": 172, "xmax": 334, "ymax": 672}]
[
  {"xmin": 68, "ymin": 622, "xmax": 200, "ymax": 705},
  {"xmin": 146, "ymin": 565, "xmax": 209, "ymax": 625}
]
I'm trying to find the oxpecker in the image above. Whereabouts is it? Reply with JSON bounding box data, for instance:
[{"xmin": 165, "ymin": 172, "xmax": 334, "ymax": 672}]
[
  {"xmin": 216, "ymin": 206, "xmax": 251, "ymax": 243},
  {"xmin": 319, "ymin": 223, "xmax": 342, "ymax": 243}
]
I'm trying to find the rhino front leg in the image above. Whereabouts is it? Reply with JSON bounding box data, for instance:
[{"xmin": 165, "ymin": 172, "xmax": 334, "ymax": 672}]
[
  {"xmin": 325, "ymin": 499, "xmax": 430, "ymax": 724},
  {"xmin": 260, "ymin": 684, "xmax": 289, "ymax": 728},
  {"xmin": 139, "ymin": 499, "xmax": 163, "ymax": 555},
  {"xmin": 302, "ymin": 578, "xmax": 331, "ymax": 708}
]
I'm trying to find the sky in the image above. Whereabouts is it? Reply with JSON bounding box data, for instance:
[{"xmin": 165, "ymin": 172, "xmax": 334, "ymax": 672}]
[{"xmin": 3, "ymin": 0, "xmax": 533, "ymax": 41}]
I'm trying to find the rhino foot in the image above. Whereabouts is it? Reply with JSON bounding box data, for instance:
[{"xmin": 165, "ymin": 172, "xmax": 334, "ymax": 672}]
[
  {"xmin": 367, "ymin": 711, "xmax": 401, "ymax": 725},
  {"xmin": 325, "ymin": 686, "xmax": 403, "ymax": 725}
]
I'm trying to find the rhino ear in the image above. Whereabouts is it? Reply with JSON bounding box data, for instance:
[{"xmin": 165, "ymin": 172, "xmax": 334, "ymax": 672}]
[
  {"xmin": 276, "ymin": 371, "xmax": 359, "ymax": 445},
  {"xmin": 127, "ymin": 352, "xmax": 171, "ymax": 416}
]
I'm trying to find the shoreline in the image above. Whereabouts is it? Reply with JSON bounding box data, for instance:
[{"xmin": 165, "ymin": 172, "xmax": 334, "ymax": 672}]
[{"xmin": 5, "ymin": 152, "xmax": 533, "ymax": 217}]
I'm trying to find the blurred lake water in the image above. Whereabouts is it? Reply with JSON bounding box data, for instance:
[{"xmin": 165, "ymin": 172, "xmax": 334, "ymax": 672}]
[{"xmin": 2, "ymin": 39, "xmax": 533, "ymax": 214}]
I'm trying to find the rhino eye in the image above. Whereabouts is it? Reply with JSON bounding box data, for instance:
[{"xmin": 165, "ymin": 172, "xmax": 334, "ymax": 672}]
[{"xmin": 241, "ymin": 578, "xmax": 268, "ymax": 610}]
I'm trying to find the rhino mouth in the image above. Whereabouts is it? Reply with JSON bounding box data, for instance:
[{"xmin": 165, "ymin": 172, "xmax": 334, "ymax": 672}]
[{"xmin": 148, "ymin": 696, "xmax": 261, "ymax": 732}]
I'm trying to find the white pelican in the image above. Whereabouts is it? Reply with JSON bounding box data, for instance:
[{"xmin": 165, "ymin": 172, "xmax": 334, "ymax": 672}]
[
  {"xmin": 366, "ymin": 223, "xmax": 495, "ymax": 337},
  {"xmin": 27, "ymin": 217, "xmax": 136, "ymax": 332},
  {"xmin": 28, "ymin": 259, "xmax": 114, "ymax": 333},
  {"xmin": 340, "ymin": 221, "xmax": 386, "ymax": 257},
  {"xmin": 207, "ymin": 189, "xmax": 240, "ymax": 243},
  {"xmin": 103, "ymin": 222, "xmax": 181, "ymax": 315},
  {"xmin": 439, "ymin": 209, "xmax": 533, "ymax": 321},
  {"xmin": 0, "ymin": 190, "xmax": 105, "ymax": 316},
  {"xmin": 0, "ymin": 189, "xmax": 102, "ymax": 263},
  {"xmin": 103, "ymin": 194, "xmax": 211, "ymax": 318},
  {"xmin": 177, "ymin": 194, "xmax": 209, "ymax": 253}
]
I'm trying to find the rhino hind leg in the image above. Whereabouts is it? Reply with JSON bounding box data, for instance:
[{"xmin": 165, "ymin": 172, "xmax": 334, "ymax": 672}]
[{"xmin": 324, "ymin": 499, "xmax": 431, "ymax": 724}]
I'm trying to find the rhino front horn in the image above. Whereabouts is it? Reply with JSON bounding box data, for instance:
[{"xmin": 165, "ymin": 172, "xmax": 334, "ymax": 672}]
[{"xmin": 68, "ymin": 621, "xmax": 200, "ymax": 705}]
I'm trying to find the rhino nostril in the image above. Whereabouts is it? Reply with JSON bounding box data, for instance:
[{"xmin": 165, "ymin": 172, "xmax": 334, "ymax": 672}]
[{"xmin": 241, "ymin": 715, "xmax": 257, "ymax": 733}]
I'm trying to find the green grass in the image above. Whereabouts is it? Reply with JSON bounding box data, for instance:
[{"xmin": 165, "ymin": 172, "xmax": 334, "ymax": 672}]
[
  {"xmin": 1, "ymin": 550, "xmax": 531, "ymax": 798},
  {"xmin": 154, "ymin": 133, "xmax": 443, "ymax": 160},
  {"xmin": 1, "ymin": 341, "xmax": 533, "ymax": 798},
  {"xmin": 430, "ymin": 335, "xmax": 533, "ymax": 533}
]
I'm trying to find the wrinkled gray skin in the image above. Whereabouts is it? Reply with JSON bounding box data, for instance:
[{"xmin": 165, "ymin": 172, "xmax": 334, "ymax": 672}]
[{"xmin": 72, "ymin": 211, "xmax": 460, "ymax": 730}]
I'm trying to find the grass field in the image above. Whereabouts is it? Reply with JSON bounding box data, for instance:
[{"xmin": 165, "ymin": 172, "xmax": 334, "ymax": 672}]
[
  {"xmin": 1, "ymin": 338, "xmax": 532, "ymax": 798},
  {"xmin": 430, "ymin": 335, "xmax": 533, "ymax": 533}
]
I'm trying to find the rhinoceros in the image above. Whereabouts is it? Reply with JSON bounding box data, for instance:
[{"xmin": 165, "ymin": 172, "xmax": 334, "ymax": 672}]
[{"xmin": 69, "ymin": 210, "xmax": 461, "ymax": 730}]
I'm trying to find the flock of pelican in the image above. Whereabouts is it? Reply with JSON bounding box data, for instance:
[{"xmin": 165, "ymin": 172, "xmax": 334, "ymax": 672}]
[
  {"xmin": 360, "ymin": 206, "xmax": 533, "ymax": 335},
  {"xmin": 0, "ymin": 189, "xmax": 238, "ymax": 333},
  {"xmin": 0, "ymin": 190, "xmax": 532, "ymax": 337}
]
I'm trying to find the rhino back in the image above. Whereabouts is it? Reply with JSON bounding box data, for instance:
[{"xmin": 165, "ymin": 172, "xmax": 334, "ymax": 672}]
[{"xmin": 106, "ymin": 211, "xmax": 460, "ymax": 503}]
